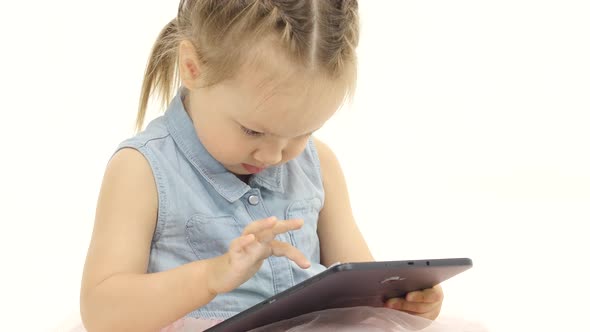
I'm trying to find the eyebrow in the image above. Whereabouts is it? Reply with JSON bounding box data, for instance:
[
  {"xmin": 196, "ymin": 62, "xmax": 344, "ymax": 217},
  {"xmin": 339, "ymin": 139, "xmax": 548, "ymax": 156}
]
[{"xmin": 238, "ymin": 121, "xmax": 318, "ymax": 138}]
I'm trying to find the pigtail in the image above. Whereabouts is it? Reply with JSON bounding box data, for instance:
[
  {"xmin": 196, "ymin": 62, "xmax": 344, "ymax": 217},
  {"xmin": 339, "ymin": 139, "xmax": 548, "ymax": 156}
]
[
  {"xmin": 340, "ymin": 0, "xmax": 359, "ymax": 62},
  {"xmin": 319, "ymin": 0, "xmax": 358, "ymax": 77},
  {"xmin": 337, "ymin": 0, "xmax": 359, "ymax": 96},
  {"xmin": 136, "ymin": 18, "xmax": 181, "ymax": 132}
]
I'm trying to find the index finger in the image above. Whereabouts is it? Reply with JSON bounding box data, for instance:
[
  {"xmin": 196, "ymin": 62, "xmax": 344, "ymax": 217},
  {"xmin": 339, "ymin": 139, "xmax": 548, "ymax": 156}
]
[
  {"xmin": 242, "ymin": 216, "xmax": 277, "ymax": 235},
  {"xmin": 252, "ymin": 218, "xmax": 304, "ymax": 244},
  {"xmin": 270, "ymin": 218, "xmax": 304, "ymax": 235}
]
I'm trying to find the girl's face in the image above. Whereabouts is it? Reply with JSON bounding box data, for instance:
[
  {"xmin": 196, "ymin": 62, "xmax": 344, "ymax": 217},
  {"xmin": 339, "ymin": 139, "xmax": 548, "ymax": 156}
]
[{"xmin": 184, "ymin": 46, "xmax": 348, "ymax": 176}]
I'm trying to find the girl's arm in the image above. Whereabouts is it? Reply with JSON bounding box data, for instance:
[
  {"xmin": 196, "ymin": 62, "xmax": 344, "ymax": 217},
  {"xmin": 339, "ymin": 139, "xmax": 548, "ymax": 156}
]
[
  {"xmin": 313, "ymin": 137, "xmax": 374, "ymax": 266},
  {"xmin": 80, "ymin": 148, "xmax": 217, "ymax": 332},
  {"xmin": 313, "ymin": 138, "xmax": 444, "ymax": 320},
  {"xmin": 80, "ymin": 148, "xmax": 310, "ymax": 331}
]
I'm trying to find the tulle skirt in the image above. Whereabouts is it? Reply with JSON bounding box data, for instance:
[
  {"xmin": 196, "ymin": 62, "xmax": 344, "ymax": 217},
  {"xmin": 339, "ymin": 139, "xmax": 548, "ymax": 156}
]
[{"xmin": 57, "ymin": 306, "xmax": 488, "ymax": 332}]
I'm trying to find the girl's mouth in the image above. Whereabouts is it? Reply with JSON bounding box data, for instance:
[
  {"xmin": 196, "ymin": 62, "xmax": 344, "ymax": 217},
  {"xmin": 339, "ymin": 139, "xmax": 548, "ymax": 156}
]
[{"xmin": 242, "ymin": 163, "xmax": 266, "ymax": 174}]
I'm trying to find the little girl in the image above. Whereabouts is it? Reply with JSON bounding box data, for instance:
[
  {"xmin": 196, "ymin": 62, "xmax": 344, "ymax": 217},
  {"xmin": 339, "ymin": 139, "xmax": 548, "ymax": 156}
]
[{"xmin": 78, "ymin": 1, "xmax": 458, "ymax": 331}]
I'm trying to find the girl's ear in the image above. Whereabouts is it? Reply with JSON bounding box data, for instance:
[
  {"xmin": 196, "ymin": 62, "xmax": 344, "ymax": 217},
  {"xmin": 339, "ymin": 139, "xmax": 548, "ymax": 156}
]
[{"xmin": 178, "ymin": 40, "xmax": 202, "ymax": 90}]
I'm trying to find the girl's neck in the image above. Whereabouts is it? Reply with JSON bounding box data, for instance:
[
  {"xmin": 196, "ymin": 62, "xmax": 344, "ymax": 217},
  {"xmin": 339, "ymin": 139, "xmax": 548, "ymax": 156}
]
[{"xmin": 236, "ymin": 174, "xmax": 251, "ymax": 184}]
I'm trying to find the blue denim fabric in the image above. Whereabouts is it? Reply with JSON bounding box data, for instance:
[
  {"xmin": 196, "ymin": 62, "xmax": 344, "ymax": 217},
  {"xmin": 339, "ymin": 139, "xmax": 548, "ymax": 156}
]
[{"xmin": 116, "ymin": 87, "xmax": 326, "ymax": 319}]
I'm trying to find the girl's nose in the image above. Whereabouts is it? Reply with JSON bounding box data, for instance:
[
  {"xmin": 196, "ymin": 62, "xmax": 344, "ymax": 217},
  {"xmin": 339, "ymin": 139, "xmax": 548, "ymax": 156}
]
[{"xmin": 253, "ymin": 147, "xmax": 283, "ymax": 166}]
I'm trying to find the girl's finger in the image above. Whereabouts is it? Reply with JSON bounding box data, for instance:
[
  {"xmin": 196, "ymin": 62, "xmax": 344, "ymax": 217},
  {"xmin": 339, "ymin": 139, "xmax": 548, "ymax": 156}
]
[
  {"xmin": 254, "ymin": 218, "xmax": 304, "ymax": 243},
  {"xmin": 229, "ymin": 234, "xmax": 257, "ymax": 254},
  {"xmin": 242, "ymin": 217, "xmax": 277, "ymax": 235},
  {"xmin": 385, "ymin": 297, "xmax": 440, "ymax": 315},
  {"xmin": 271, "ymin": 218, "xmax": 304, "ymax": 236},
  {"xmin": 270, "ymin": 240, "xmax": 311, "ymax": 269},
  {"xmin": 242, "ymin": 238, "xmax": 272, "ymax": 260},
  {"xmin": 406, "ymin": 285, "xmax": 444, "ymax": 303}
]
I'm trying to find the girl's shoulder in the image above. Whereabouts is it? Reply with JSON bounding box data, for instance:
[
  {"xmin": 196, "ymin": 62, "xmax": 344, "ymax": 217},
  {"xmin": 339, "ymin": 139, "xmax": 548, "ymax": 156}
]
[{"xmin": 119, "ymin": 115, "xmax": 171, "ymax": 151}]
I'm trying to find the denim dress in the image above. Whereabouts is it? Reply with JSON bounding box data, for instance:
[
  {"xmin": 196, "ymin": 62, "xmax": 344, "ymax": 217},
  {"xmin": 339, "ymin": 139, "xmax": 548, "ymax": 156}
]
[{"xmin": 116, "ymin": 87, "xmax": 326, "ymax": 320}]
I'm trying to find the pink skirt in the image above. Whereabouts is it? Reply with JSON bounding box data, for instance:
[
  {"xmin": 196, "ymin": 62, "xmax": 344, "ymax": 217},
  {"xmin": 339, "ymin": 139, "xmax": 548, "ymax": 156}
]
[{"xmin": 58, "ymin": 307, "xmax": 488, "ymax": 332}]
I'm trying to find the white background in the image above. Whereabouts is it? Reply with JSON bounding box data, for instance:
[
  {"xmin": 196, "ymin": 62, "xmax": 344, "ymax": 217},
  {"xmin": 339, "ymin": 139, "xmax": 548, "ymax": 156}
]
[{"xmin": 1, "ymin": 1, "xmax": 589, "ymax": 331}]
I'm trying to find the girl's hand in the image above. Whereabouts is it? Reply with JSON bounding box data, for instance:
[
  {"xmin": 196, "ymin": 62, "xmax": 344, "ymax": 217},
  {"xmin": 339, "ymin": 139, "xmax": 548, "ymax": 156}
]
[
  {"xmin": 206, "ymin": 216, "xmax": 311, "ymax": 295},
  {"xmin": 384, "ymin": 284, "xmax": 444, "ymax": 320}
]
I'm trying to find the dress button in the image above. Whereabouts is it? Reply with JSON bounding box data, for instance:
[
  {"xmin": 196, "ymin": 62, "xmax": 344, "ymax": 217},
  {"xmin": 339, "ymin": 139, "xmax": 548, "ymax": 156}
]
[{"xmin": 248, "ymin": 195, "xmax": 260, "ymax": 205}]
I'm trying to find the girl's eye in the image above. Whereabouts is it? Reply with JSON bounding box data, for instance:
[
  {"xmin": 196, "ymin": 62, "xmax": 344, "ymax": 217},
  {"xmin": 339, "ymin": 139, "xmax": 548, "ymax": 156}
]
[{"xmin": 241, "ymin": 126, "xmax": 264, "ymax": 137}]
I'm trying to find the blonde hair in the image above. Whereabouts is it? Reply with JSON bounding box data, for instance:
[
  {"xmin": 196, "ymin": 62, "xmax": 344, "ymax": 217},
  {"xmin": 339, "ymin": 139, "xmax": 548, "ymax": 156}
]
[{"xmin": 136, "ymin": 0, "xmax": 359, "ymax": 131}]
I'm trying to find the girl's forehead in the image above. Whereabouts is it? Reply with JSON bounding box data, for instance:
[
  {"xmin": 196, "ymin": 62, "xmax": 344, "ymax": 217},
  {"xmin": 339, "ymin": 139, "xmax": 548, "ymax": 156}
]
[
  {"xmin": 234, "ymin": 73, "xmax": 346, "ymax": 137},
  {"xmin": 215, "ymin": 40, "xmax": 349, "ymax": 137}
]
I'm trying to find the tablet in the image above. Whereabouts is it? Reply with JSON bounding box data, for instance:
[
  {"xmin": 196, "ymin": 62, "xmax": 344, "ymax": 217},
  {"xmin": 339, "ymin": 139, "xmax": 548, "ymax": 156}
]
[{"xmin": 205, "ymin": 258, "xmax": 472, "ymax": 332}]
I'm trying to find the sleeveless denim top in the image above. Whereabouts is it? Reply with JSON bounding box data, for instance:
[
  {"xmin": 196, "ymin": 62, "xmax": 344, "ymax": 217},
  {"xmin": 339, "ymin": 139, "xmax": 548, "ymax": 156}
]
[{"xmin": 116, "ymin": 87, "xmax": 327, "ymax": 319}]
